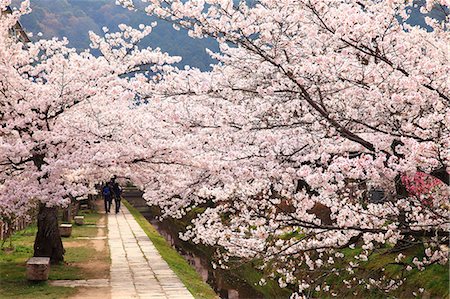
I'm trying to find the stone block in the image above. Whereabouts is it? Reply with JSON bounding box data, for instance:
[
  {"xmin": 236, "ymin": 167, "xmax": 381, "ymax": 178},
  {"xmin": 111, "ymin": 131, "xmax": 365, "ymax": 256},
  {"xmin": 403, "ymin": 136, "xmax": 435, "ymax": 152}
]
[
  {"xmin": 59, "ymin": 223, "xmax": 72, "ymax": 237},
  {"xmin": 74, "ymin": 216, "xmax": 84, "ymax": 226},
  {"xmin": 26, "ymin": 257, "xmax": 50, "ymax": 281}
]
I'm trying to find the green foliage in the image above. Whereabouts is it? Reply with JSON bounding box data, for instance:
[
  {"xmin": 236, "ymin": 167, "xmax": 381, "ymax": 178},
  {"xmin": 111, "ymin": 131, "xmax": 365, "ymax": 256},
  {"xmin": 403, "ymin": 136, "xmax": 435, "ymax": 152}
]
[
  {"xmin": 315, "ymin": 245, "xmax": 449, "ymax": 298},
  {"xmin": 364, "ymin": 246, "xmax": 449, "ymax": 298},
  {"xmin": 236, "ymin": 262, "xmax": 293, "ymax": 298},
  {"xmin": 278, "ymin": 229, "xmax": 305, "ymax": 241}
]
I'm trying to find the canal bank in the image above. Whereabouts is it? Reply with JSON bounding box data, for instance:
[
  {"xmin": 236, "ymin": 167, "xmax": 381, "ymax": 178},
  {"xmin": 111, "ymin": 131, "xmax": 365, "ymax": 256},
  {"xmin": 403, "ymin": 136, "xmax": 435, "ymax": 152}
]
[{"xmin": 123, "ymin": 188, "xmax": 292, "ymax": 299}]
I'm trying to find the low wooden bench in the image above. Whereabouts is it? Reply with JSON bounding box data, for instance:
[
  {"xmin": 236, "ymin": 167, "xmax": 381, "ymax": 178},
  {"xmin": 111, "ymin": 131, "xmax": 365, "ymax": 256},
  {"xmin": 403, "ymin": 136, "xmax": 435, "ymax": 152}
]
[{"xmin": 26, "ymin": 257, "xmax": 50, "ymax": 281}]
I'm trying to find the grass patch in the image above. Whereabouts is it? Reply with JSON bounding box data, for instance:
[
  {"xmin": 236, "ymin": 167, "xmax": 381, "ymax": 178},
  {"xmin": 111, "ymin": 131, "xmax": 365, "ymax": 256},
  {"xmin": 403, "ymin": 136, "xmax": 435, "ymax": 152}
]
[
  {"xmin": 69, "ymin": 226, "xmax": 99, "ymax": 238},
  {"xmin": 0, "ymin": 281, "xmax": 76, "ymax": 299},
  {"xmin": 74, "ymin": 210, "xmax": 101, "ymax": 225},
  {"xmin": 0, "ymin": 225, "xmax": 76, "ymax": 298},
  {"xmin": 363, "ymin": 246, "xmax": 449, "ymax": 298},
  {"xmin": 123, "ymin": 199, "xmax": 218, "ymax": 299},
  {"xmin": 0, "ymin": 207, "xmax": 109, "ymax": 298},
  {"xmin": 315, "ymin": 245, "xmax": 449, "ymax": 298},
  {"xmin": 67, "ymin": 210, "xmax": 101, "ymax": 238},
  {"xmin": 237, "ymin": 262, "xmax": 293, "ymax": 298}
]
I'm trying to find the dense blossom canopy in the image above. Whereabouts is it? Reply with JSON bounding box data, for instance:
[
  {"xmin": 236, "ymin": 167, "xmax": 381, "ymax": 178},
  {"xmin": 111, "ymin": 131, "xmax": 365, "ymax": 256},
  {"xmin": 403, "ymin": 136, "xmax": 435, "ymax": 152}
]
[
  {"xmin": 0, "ymin": 0, "xmax": 448, "ymax": 296},
  {"xmin": 0, "ymin": 0, "xmax": 180, "ymax": 220},
  {"xmin": 120, "ymin": 0, "xmax": 449, "ymax": 296}
]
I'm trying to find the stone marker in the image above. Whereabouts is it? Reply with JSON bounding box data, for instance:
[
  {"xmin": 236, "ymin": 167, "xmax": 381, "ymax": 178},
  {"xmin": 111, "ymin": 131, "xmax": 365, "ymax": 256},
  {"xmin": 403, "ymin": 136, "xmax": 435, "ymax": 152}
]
[
  {"xmin": 59, "ymin": 223, "xmax": 72, "ymax": 237},
  {"xmin": 26, "ymin": 257, "xmax": 50, "ymax": 281},
  {"xmin": 74, "ymin": 215, "xmax": 84, "ymax": 226}
]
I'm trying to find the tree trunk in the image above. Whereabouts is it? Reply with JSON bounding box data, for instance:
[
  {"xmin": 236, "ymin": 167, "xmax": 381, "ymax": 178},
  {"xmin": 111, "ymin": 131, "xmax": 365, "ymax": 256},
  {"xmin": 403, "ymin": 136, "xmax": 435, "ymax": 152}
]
[{"xmin": 33, "ymin": 204, "xmax": 65, "ymax": 264}]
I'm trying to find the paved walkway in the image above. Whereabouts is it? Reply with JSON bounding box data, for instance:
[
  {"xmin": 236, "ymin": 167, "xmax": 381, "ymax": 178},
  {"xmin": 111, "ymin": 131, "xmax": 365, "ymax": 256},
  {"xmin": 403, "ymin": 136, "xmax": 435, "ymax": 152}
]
[{"xmin": 108, "ymin": 205, "xmax": 195, "ymax": 299}]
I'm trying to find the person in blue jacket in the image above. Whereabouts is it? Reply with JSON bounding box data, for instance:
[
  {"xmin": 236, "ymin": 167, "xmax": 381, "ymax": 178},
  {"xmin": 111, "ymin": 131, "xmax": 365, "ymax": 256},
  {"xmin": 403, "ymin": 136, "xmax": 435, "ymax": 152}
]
[{"xmin": 102, "ymin": 183, "xmax": 113, "ymax": 213}]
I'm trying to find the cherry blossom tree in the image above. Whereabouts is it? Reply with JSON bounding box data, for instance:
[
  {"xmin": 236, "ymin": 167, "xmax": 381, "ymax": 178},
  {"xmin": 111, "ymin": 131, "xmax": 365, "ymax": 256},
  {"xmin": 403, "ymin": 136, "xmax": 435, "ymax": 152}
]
[
  {"xmin": 0, "ymin": 1, "xmax": 180, "ymax": 262},
  {"xmin": 121, "ymin": 0, "xmax": 449, "ymax": 295},
  {"xmin": 1, "ymin": 0, "xmax": 448, "ymax": 295}
]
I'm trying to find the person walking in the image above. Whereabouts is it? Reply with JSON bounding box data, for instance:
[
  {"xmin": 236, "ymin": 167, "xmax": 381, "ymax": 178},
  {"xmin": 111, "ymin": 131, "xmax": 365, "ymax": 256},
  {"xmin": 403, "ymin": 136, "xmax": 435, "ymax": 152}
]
[
  {"xmin": 102, "ymin": 183, "xmax": 113, "ymax": 213},
  {"xmin": 111, "ymin": 178, "xmax": 122, "ymax": 214}
]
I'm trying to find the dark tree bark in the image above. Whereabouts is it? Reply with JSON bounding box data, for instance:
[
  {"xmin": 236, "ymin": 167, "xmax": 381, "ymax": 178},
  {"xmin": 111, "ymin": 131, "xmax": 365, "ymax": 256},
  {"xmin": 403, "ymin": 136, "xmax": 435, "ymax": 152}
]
[
  {"xmin": 430, "ymin": 166, "xmax": 449, "ymax": 185},
  {"xmin": 33, "ymin": 204, "xmax": 65, "ymax": 264},
  {"xmin": 307, "ymin": 202, "xmax": 333, "ymax": 225}
]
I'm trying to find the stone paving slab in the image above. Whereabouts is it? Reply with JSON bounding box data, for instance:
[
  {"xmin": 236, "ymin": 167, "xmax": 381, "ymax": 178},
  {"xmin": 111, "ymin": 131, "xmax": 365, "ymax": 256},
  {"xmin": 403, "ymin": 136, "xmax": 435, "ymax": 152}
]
[
  {"xmin": 76, "ymin": 236, "xmax": 108, "ymax": 240},
  {"xmin": 108, "ymin": 205, "xmax": 195, "ymax": 299},
  {"xmin": 49, "ymin": 279, "xmax": 110, "ymax": 288}
]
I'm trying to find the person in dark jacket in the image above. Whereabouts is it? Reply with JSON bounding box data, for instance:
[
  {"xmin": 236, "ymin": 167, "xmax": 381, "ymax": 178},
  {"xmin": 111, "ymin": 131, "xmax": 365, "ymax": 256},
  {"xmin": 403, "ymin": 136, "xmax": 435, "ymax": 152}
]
[
  {"xmin": 111, "ymin": 178, "xmax": 122, "ymax": 214},
  {"xmin": 102, "ymin": 183, "xmax": 113, "ymax": 213}
]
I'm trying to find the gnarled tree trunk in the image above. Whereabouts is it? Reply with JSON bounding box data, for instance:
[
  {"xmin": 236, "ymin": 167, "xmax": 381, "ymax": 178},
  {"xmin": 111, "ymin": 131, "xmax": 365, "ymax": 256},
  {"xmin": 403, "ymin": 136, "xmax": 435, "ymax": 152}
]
[{"xmin": 33, "ymin": 204, "xmax": 65, "ymax": 264}]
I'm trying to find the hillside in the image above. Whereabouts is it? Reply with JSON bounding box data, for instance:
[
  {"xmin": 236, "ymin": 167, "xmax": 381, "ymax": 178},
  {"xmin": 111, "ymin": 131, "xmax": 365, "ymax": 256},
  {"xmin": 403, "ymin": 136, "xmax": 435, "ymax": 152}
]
[
  {"xmin": 13, "ymin": 0, "xmax": 446, "ymax": 71},
  {"xmin": 14, "ymin": 0, "xmax": 218, "ymax": 70}
]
